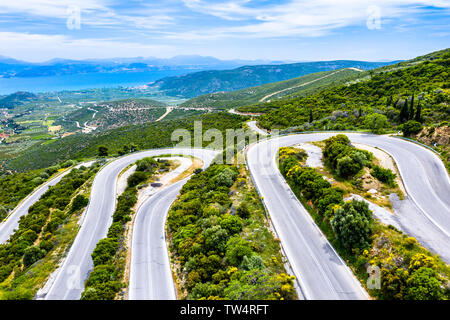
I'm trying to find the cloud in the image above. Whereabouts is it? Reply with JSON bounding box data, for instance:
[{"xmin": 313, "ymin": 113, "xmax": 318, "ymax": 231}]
[
  {"xmin": 176, "ymin": 0, "xmax": 450, "ymax": 39},
  {"xmin": 0, "ymin": 32, "xmax": 174, "ymax": 62}
]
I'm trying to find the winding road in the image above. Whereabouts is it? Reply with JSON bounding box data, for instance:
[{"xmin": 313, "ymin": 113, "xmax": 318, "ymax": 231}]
[
  {"xmin": 43, "ymin": 148, "xmax": 218, "ymax": 300},
  {"xmin": 246, "ymin": 132, "xmax": 450, "ymax": 300},
  {"xmin": 4, "ymin": 129, "xmax": 448, "ymax": 300},
  {"xmin": 0, "ymin": 162, "xmax": 94, "ymax": 244}
]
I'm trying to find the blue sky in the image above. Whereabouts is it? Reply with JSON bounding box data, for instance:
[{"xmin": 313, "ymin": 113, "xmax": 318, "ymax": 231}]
[{"xmin": 0, "ymin": 0, "xmax": 449, "ymax": 62}]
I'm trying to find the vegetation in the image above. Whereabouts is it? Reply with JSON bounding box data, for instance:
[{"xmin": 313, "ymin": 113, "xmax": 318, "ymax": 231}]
[
  {"xmin": 81, "ymin": 157, "xmax": 167, "ymax": 300},
  {"xmin": 0, "ymin": 166, "xmax": 65, "ymax": 221},
  {"xmin": 279, "ymin": 136, "xmax": 450, "ymax": 300},
  {"xmin": 371, "ymin": 165, "xmax": 397, "ymax": 187},
  {"xmin": 0, "ymin": 163, "xmax": 100, "ymax": 299},
  {"xmin": 252, "ymin": 49, "xmax": 449, "ymax": 132},
  {"xmin": 5, "ymin": 112, "xmax": 246, "ymax": 172},
  {"xmin": 151, "ymin": 60, "xmax": 394, "ymax": 98},
  {"xmin": 182, "ymin": 69, "xmax": 360, "ymax": 109},
  {"xmin": 167, "ymin": 164, "xmax": 297, "ymax": 300}
]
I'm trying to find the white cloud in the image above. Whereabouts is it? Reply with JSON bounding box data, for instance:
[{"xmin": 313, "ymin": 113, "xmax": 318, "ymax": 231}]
[
  {"xmin": 177, "ymin": 0, "xmax": 450, "ymax": 39},
  {"xmin": 0, "ymin": 32, "xmax": 175, "ymax": 62}
]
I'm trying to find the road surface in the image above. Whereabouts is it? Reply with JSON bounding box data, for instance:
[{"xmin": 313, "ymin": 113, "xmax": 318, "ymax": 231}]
[
  {"xmin": 128, "ymin": 180, "xmax": 185, "ymax": 300},
  {"xmin": 246, "ymin": 132, "xmax": 450, "ymax": 299},
  {"xmin": 43, "ymin": 148, "xmax": 218, "ymax": 300}
]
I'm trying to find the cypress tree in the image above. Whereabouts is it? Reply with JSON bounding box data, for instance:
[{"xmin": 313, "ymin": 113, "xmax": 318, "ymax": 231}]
[
  {"xmin": 409, "ymin": 93, "xmax": 415, "ymax": 119},
  {"xmin": 400, "ymin": 97, "xmax": 408, "ymax": 122},
  {"xmin": 409, "ymin": 102, "xmax": 415, "ymax": 120},
  {"xmin": 415, "ymin": 101, "xmax": 422, "ymax": 122},
  {"xmin": 309, "ymin": 109, "xmax": 313, "ymax": 123}
]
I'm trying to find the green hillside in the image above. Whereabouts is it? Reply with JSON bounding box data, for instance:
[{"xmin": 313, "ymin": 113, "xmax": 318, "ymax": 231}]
[
  {"xmin": 181, "ymin": 68, "xmax": 361, "ymax": 109},
  {"xmin": 4, "ymin": 112, "xmax": 245, "ymax": 172},
  {"xmin": 149, "ymin": 60, "xmax": 397, "ymax": 98},
  {"xmin": 253, "ymin": 49, "xmax": 449, "ymax": 131}
]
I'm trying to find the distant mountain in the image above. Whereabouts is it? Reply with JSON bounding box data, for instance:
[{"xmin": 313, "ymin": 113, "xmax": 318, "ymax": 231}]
[
  {"xmin": 148, "ymin": 60, "xmax": 400, "ymax": 98},
  {"xmin": 0, "ymin": 91, "xmax": 38, "ymax": 109},
  {"xmin": 0, "ymin": 55, "xmax": 283, "ymax": 79}
]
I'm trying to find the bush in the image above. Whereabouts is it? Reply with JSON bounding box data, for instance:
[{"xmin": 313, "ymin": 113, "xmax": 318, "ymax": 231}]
[
  {"xmin": 23, "ymin": 246, "xmax": 46, "ymax": 267},
  {"xmin": 91, "ymin": 238, "xmax": 118, "ymax": 266},
  {"xmin": 236, "ymin": 202, "xmax": 250, "ymax": 219},
  {"xmin": 330, "ymin": 200, "xmax": 374, "ymax": 250},
  {"xmin": 225, "ymin": 236, "xmax": 253, "ymax": 266},
  {"xmin": 401, "ymin": 120, "xmax": 423, "ymax": 136},
  {"xmin": 135, "ymin": 157, "xmax": 158, "ymax": 172},
  {"xmin": 127, "ymin": 171, "xmax": 147, "ymax": 187},
  {"xmin": 71, "ymin": 194, "xmax": 89, "ymax": 212},
  {"xmin": 371, "ymin": 165, "xmax": 396, "ymax": 186},
  {"xmin": 405, "ymin": 268, "xmax": 444, "ymax": 300}
]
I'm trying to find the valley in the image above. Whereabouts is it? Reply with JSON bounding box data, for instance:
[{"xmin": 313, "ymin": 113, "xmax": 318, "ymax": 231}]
[{"xmin": 0, "ymin": 48, "xmax": 449, "ymax": 302}]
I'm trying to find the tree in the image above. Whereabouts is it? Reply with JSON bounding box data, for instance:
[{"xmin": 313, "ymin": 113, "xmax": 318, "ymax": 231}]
[
  {"xmin": 330, "ymin": 200, "xmax": 374, "ymax": 250},
  {"xmin": 363, "ymin": 113, "xmax": 390, "ymax": 134},
  {"xmin": 98, "ymin": 145, "xmax": 109, "ymax": 157},
  {"xmin": 309, "ymin": 109, "xmax": 314, "ymax": 123},
  {"xmin": 414, "ymin": 101, "xmax": 422, "ymax": 122},
  {"xmin": 409, "ymin": 93, "xmax": 415, "ymax": 120},
  {"xmin": 399, "ymin": 98, "xmax": 409, "ymax": 123}
]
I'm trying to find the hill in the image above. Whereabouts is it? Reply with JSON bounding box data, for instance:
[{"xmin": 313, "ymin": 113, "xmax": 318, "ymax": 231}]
[
  {"xmin": 0, "ymin": 91, "xmax": 38, "ymax": 109},
  {"xmin": 4, "ymin": 112, "xmax": 245, "ymax": 172},
  {"xmin": 181, "ymin": 68, "xmax": 361, "ymax": 109},
  {"xmin": 56, "ymin": 99, "xmax": 168, "ymax": 132},
  {"xmin": 253, "ymin": 48, "xmax": 449, "ymax": 130},
  {"xmin": 147, "ymin": 60, "xmax": 398, "ymax": 98}
]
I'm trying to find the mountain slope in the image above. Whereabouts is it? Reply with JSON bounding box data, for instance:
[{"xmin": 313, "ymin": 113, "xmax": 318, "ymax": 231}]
[
  {"xmin": 181, "ymin": 68, "xmax": 361, "ymax": 109},
  {"xmin": 148, "ymin": 60, "xmax": 398, "ymax": 98},
  {"xmin": 0, "ymin": 91, "xmax": 38, "ymax": 109},
  {"xmin": 255, "ymin": 48, "xmax": 449, "ymax": 130}
]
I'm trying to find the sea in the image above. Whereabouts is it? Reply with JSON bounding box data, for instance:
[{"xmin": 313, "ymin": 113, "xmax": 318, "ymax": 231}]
[{"xmin": 0, "ymin": 70, "xmax": 189, "ymax": 95}]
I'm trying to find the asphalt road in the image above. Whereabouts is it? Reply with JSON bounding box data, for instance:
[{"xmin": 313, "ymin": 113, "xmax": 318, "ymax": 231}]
[
  {"xmin": 0, "ymin": 162, "xmax": 94, "ymax": 244},
  {"xmin": 128, "ymin": 180, "xmax": 184, "ymax": 300},
  {"xmin": 247, "ymin": 132, "xmax": 450, "ymax": 299},
  {"xmin": 129, "ymin": 154, "xmax": 216, "ymax": 300},
  {"xmin": 43, "ymin": 148, "xmax": 218, "ymax": 300}
]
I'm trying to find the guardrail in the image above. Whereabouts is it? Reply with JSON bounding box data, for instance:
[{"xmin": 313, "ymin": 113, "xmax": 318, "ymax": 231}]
[{"xmin": 392, "ymin": 136, "xmax": 442, "ymax": 156}]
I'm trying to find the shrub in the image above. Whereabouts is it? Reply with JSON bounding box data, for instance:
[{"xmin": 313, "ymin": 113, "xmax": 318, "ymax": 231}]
[
  {"xmin": 127, "ymin": 171, "xmax": 147, "ymax": 187},
  {"xmin": 91, "ymin": 238, "xmax": 118, "ymax": 266},
  {"xmin": 371, "ymin": 165, "xmax": 396, "ymax": 186},
  {"xmin": 330, "ymin": 200, "xmax": 374, "ymax": 250},
  {"xmin": 23, "ymin": 246, "xmax": 46, "ymax": 267},
  {"xmin": 71, "ymin": 194, "xmax": 89, "ymax": 212},
  {"xmin": 401, "ymin": 120, "xmax": 423, "ymax": 136},
  {"xmin": 135, "ymin": 157, "xmax": 158, "ymax": 172},
  {"xmin": 236, "ymin": 202, "xmax": 250, "ymax": 219},
  {"xmin": 225, "ymin": 236, "xmax": 253, "ymax": 266},
  {"xmin": 405, "ymin": 268, "xmax": 444, "ymax": 300}
]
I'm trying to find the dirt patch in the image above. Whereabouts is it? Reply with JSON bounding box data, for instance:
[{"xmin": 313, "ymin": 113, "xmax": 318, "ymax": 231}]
[
  {"xmin": 417, "ymin": 126, "xmax": 450, "ymax": 146},
  {"xmin": 353, "ymin": 143, "xmax": 406, "ymax": 195}
]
